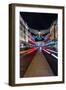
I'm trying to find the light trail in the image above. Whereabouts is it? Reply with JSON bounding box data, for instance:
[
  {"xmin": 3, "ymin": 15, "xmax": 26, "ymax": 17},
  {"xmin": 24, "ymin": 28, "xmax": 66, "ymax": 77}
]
[
  {"xmin": 51, "ymin": 54, "xmax": 58, "ymax": 59},
  {"xmin": 46, "ymin": 49, "xmax": 58, "ymax": 54},
  {"xmin": 25, "ymin": 48, "xmax": 37, "ymax": 55},
  {"xmin": 20, "ymin": 48, "xmax": 36, "ymax": 54},
  {"xmin": 43, "ymin": 49, "xmax": 50, "ymax": 54},
  {"xmin": 20, "ymin": 48, "xmax": 38, "ymax": 55},
  {"xmin": 43, "ymin": 49, "xmax": 58, "ymax": 59}
]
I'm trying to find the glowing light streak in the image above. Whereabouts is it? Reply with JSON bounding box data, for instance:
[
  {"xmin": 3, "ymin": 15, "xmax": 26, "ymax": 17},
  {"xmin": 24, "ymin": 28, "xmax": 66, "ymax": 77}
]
[
  {"xmin": 43, "ymin": 49, "xmax": 58, "ymax": 59},
  {"xmin": 20, "ymin": 48, "xmax": 37, "ymax": 55},
  {"xmin": 43, "ymin": 49, "xmax": 50, "ymax": 54},
  {"xmin": 47, "ymin": 49, "xmax": 57, "ymax": 54},
  {"xmin": 25, "ymin": 48, "xmax": 37, "ymax": 55},
  {"xmin": 51, "ymin": 54, "xmax": 58, "ymax": 59},
  {"xmin": 20, "ymin": 48, "xmax": 34, "ymax": 54}
]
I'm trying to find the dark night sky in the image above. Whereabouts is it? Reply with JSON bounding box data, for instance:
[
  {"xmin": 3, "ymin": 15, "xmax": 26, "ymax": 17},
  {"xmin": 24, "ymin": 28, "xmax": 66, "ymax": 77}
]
[{"xmin": 20, "ymin": 12, "xmax": 57, "ymax": 30}]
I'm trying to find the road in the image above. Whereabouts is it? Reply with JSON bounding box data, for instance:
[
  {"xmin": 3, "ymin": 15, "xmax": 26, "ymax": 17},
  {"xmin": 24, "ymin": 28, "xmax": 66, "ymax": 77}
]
[{"xmin": 24, "ymin": 50, "xmax": 54, "ymax": 77}]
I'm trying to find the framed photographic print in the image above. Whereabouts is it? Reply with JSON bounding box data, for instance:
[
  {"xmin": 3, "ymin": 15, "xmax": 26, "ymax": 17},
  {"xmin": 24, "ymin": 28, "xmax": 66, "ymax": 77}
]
[{"xmin": 9, "ymin": 3, "xmax": 64, "ymax": 86}]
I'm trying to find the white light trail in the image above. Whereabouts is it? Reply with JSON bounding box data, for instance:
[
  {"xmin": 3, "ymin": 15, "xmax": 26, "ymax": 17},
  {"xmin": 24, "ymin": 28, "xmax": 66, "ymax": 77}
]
[
  {"xmin": 43, "ymin": 49, "xmax": 58, "ymax": 59},
  {"xmin": 43, "ymin": 49, "xmax": 50, "ymax": 54},
  {"xmin": 51, "ymin": 54, "xmax": 58, "ymax": 59},
  {"xmin": 47, "ymin": 49, "xmax": 58, "ymax": 54}
]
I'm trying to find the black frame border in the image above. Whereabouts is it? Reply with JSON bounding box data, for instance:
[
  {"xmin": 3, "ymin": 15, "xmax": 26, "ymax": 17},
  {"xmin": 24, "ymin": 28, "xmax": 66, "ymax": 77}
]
[{"xmin": 9, "ymin": 3, "xmax": 64, "ymax": 86}]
